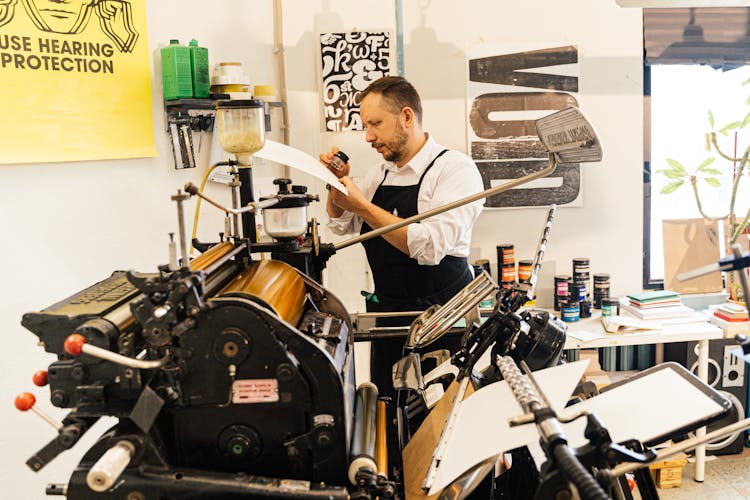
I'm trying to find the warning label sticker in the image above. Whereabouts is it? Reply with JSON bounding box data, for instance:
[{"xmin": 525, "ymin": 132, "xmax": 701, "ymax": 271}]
[{"xmin": 232, "ymin": 379, "xmax": 279, "ymax": 404}]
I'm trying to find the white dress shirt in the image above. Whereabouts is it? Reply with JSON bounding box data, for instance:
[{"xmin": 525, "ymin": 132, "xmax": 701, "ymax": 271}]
[{"xmin": 327, "ymin": 134, "xmax": 485, "ymax": 265}]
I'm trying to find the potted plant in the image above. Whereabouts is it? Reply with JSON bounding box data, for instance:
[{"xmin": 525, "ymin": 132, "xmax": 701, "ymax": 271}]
[{"xmin": 657, "ymin": 76, "xmax": 750, "ymax": 300}]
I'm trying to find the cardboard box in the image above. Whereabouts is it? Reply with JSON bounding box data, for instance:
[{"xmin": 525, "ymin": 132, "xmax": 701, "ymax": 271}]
[{"xmin": 648, "ymin": 455, "xmax": 687, "ymax": 489}]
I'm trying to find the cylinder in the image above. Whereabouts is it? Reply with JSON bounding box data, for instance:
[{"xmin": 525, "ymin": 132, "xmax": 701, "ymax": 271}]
[
  {"xmin": 554, "ymin": 275, "xmax": 570, "ymax": 311},
  {"xmin": 86, "ymin": 441, "xmax": 135, "ymax": 492},
  {"xmin": 593, "ymin": 273, "xmax": 611, "ymax": 309},
  {"xmin": 218, "ymin": 259, "xmax": 306, "ymax": 326},
  {"xmin": 497, "ymin": 244, "xmax": 515, "ymax": 265},
  {"xmin": 518, "ymin": 259, "xmax": 533, "ymax": 283},
  {"xmin": 348, "ymin": 382, "xmax": 379, "ymax": 485},
  {"xmin": 561, "ymin": 300, "xmax": 580, "ymax": 323},
  {"xmin": 579, "ymin": 300, "xmax": 592, "ymax": 319},
  {"xmin": 189, "ymin": 241, "xmax": 235, "ymax": 271},
  {"xmin": 602, "ymin": 297, "xmax": 620, "ymax": 317},
  {"xmin": 474, "ymin": 258, "xmax": 491, "ymax": 276},
  {"xmin": 375, "ymin": 400, "xmax": 388, "ymax": 478}
]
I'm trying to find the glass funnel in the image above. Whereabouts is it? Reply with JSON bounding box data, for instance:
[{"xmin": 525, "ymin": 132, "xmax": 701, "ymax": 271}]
[{"xmin": 216, "ymin": 99, "xmax": 266, "ymax": 165}]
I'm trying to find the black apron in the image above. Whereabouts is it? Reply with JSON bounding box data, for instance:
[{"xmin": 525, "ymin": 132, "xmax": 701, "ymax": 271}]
[
  {"xmin": 361, "ymin": 150, "xmax": 473, "ymax": 466},
  {"xmin": 361, "ymin": 149, "xmax": 472, "ymax": 315}
]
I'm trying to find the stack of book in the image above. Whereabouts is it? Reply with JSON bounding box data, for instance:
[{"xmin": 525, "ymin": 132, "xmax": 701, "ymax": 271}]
[
  {"xmin": 620, "ymin": 290, "xmax": 704, "ymax": 323},
  {"xmin": 709, "ymin": 302, "xmax": 750, "ymax": 335}
]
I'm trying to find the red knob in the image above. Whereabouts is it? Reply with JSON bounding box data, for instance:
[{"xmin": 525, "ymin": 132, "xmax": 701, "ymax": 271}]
[
  {"xmin": 32, "ymin": 370, "xmax": 48, "ymax": 387},
  {"xmin": 15, "ymin": 392, "xmax": 36, "ymax": 411},
  {"xmin": 64, "ymin": 334, "xmax": 86, "ymax": 356}
]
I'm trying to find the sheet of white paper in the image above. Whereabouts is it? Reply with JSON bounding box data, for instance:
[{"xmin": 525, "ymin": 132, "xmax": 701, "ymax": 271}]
[
  {"xmin": 566, "ymin": 328, "xmax": 604, "ymax": 342},
  {"xmin": 253, "ymin": 140, "xmax": 348, "ymax": 194},
  {"xmin": 430, "ymin": 363, "xmax": 726, "ymax": 495},
  {"xmin": 560, "ymin": 367, "xmax": 726, "ymax": 448},
  {"xmin": 429, "ymin": 360, "xmax": 590, "ymax": 494}
]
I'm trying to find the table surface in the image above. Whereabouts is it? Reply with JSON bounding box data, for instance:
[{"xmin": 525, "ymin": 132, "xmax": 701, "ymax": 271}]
[{"xmin": 561, "ymin": 311, "xmax": 724, "ymax": 349}]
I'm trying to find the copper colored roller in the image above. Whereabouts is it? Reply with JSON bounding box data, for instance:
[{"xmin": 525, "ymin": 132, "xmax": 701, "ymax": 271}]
[
  {"xmin": 189, "ymin": 241, "xmax": 235, "ymax": 271},
  {"xmin": 375, "ymin": 399, "xmax": 388, "ymax": 478},
  {"xmin": 219, "ymin": 259, "xmax": 306, "ymax": 326}
]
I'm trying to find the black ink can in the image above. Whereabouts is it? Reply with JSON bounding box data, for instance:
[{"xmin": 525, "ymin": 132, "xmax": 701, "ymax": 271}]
[
  {"xmin": 554, "ymin": 274, "xmax": 570, "ymax": 311},
  {"xmin": 593, "ymin": 273, "xmax": 611, "ymax": 309},
  {"xmin": 602, "ymin": 297, "xmax": 620, "ymax": 317},
  {"xmin": 330, "ymin": 150, "xmax": 349, "ymax": 172},
  {"xmin": 579, "ymin": 300, "xmax": 592, "ymax": 319}
]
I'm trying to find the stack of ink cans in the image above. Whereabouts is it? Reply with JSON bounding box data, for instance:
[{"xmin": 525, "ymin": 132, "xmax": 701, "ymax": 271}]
[
  {"xmin": 593, "ymin": 273, "xmax": 611, "ymax": 309},
  {"xmin": 497, "ymin": 244, "xmax": 515, "ymax": 290}
]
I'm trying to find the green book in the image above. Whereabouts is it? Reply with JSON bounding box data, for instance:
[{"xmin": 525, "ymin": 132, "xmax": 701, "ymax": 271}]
[{"xmin": 627, "ymin": 290, "xmax": 679, "ymax": 304}]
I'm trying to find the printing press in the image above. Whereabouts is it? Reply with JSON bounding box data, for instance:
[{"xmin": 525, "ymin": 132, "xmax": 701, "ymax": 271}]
[{"xmin": 17, "ymin": 105, "xmax": 746, "ymax": 500}]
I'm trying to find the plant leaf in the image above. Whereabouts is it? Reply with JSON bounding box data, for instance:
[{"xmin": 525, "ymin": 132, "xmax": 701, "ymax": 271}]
[
  {"xmin": 701, "ymin": 167, "xmax": 723, "ymax": 176},
  {"xmin": 743, "ymin": 77, "xmax": 750, "ymax": 87},
  {"xmin": 746, "ymin": 95, "xmax": 750, "ymax": 106},
  {"xmin": 709, "ymin": 110, "xmax": 715, "ymax": 128},
  {"xmin": 743, "ymin": 111, "xmax": 750, "ymax": 128},
  {"xmin": 696, "ymin": 157, "xmax": 716, "ymax": 171},
  {"xmin": 720, "ymin": 121, "xmax": 742, "ymax": 135},
  {"xmin": 666, "ymin": 158, "xmax": 686, "ymax": 173},
  {"xmin": 703, "ymin": 177, "xmax": 722, "ymax": 187},
  {"xmin": 657, "ymin": 168, "xmax": 686, "ymax": 179},
  {"xmin": 661, "ymin": 180, "xmax": 685, "ymax": 194}
]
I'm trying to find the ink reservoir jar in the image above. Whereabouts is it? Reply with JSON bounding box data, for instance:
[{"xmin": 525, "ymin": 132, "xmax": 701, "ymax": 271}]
[{"xmin": 330, "ymin": 151, "xmax": 349, "ymax": 174}]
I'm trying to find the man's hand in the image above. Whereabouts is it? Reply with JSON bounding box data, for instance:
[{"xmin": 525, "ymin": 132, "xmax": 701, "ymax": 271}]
[
  {"xmin": 319, "ymin": 146, "xmax": 350, "ymax": 178},
  {"xmin": 330, "ymin": 177, "xmax": 410, "ymax": 255},
  {"xmin": 329, "ymin": 176, "xmax": 368, "ymax": 215}
]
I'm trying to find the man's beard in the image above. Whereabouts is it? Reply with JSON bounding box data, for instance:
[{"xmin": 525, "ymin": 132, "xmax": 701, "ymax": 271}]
[{"xmin": 374, "ymin": 122, "xmax": 410, "ymax": 163}]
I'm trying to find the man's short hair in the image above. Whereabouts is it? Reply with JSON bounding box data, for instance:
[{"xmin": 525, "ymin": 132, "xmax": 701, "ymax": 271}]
[{"xmin": 361, "ymin": 76, "xmax": 423, "ymax": 124}]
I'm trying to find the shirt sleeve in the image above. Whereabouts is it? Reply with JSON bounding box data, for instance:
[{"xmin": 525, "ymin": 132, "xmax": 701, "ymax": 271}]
[{"xmin": 406, "ymin": 153, "xmax": 485, "ymax": 265}]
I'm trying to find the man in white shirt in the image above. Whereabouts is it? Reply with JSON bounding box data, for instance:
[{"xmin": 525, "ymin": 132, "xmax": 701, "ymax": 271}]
[
  {"xmin": 321, "ymin": 76, "xmax": 484, "ymax": 451},
  {"xmin": 323, "ymin": 76, "xmax": 484, "ymax": 312}
]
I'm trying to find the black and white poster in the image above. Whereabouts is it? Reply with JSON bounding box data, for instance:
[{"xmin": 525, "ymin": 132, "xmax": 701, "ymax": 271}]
[
  {"xmin": 320, "ymin": 31, "xmax": 391, "ymax": 132},
  {"xmin": 467, "ymin": 44, "xmax": 581, "ymax": 208}
]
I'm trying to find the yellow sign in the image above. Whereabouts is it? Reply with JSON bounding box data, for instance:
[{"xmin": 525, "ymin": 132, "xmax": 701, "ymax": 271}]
[{"xmin": 0, "ymin": 0, "xmax": 155, "ymax": 164}]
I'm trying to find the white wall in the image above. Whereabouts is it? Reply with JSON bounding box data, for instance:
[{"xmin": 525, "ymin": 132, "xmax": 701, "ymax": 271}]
[{"xmin": 0, "ymin": 1, "xmax": 643, "ymax": 498}]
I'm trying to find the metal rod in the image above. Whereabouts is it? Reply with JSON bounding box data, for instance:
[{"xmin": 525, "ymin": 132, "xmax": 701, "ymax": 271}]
[
  {"xmin": 230, "ymin": 179, "xmax": 240, "ymax": 238},
  {"xmin": 31, "ymin": 407, "xmax": 62, "ymax": 431},
  {"xmin": 202, "ymin": 242, "xmax": 248, "ymax": 276},
  {"xmin": 81, "ymin": 343, "xmax": 169, "ymax": 370},
  {"xmin": 335, "ymin": 156, "xmax": 556, "ymax": 251},
  {"xmin": 732, "ymin": 244, "xmax": 750, "ymax": 315},
  {"xmin": 609, "ymin": 416, "xmax": 750, "ymax": 478},
  {"xmin": 184, "ymin": 182, "xmax": 279, "ymax": 216},
  {"xmin": 354, "ymin": 311, "xmax": 427, "ymax": 319},
  {"xmin": 527, "ymin": 205, "xmax": 556, "ymax": 299},
  {"xmin": 423, "ymin": 376, "xmax": 470, "ymax": 490},
  {"xmin": 172, "ymin": 190, "xmax": 190, "ymax": 269}
]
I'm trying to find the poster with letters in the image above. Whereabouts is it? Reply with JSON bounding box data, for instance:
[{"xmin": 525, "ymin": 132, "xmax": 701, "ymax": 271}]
[
  {"xmin": 0, "ymin": 0, "xmax": 155, "ymax": 164},
  {"xmin": 467, "ymin": 44, "xmax": 581, "ymax": 208},
  {"xmin": 320, "ymin": 31, "xmax": 391, "ymax": 132}
]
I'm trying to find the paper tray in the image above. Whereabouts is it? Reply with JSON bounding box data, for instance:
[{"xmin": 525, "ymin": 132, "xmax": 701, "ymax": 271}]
[{"xmin": 600, "ymin": 361, "xmax": 731, "ymax": 446}]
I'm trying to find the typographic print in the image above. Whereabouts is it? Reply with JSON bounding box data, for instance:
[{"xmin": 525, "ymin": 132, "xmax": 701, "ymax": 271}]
[
  {"xmin": 2, "ymin": 0, "xmax": 137, "ymax": 52},
  {"xmin": 467, "ymin": 44, "xmax": 581, "ymax": 208},
  {"xmin": 0, "ymin": 0, "xmax": 153, "ymax": 163},
  {"xmin": 320, "ymin": 31, "xmax": 391, "ymax": 132}
]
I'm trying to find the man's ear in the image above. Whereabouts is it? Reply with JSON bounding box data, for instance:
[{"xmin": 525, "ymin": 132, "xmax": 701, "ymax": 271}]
[{"xmin": 401, "ymin": 106, "xmax": 416, "ymax": 129}]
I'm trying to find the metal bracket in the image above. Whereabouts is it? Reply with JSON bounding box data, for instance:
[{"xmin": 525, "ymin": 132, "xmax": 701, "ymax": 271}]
[{"xmin": 164, "ymin": 99, "xmax": 217, "ymax": 170}]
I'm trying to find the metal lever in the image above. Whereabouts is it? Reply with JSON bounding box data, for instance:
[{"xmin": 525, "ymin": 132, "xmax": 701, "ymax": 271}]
[
  {"xmin": 184, "ymin": 182, "xmax": 280, "ymax": 215},
  {"xmin": 406, "ymin": 270, "xmax": 498, "ymax": 350},
  {"xmin": 63, "ymin": 334, "xmax": 168, "ymax": 370}
]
